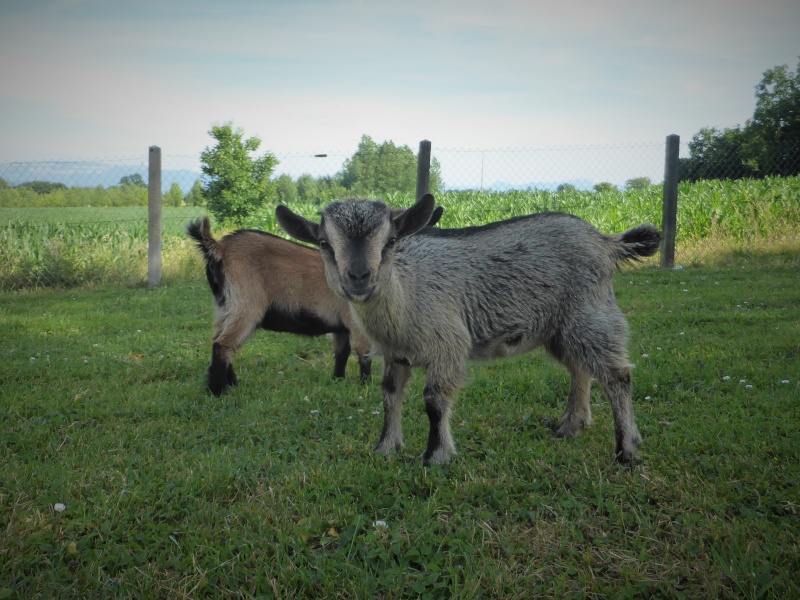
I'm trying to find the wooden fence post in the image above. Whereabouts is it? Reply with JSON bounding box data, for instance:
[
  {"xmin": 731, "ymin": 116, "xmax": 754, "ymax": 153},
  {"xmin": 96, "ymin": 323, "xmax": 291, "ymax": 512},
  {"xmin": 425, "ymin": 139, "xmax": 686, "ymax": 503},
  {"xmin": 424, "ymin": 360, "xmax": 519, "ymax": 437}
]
[
  {"xmin": 148, "ymin": 145, "xmax": 162, "ymax": 287},
  {"xmin": 416, "ymin": 140, "xmax": 432, "ymax": 200},
  {"xmin": 661, "ymin": 134, "xmax": 680, "ymax": 269}
]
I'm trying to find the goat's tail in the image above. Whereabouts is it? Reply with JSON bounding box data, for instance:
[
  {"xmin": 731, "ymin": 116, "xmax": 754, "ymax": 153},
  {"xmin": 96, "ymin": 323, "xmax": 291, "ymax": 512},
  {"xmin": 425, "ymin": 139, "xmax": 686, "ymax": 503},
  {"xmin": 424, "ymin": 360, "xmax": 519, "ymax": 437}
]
[
  {"xmin": 186, "ymin": 217, "xmax": 220, "ymax": 261},
  {"xmin": 187, "ymin": 217, "xmax": 225, "ymax": 301},
  {"xmin": 613, "ymin": 224, "xmax": 661, "ymax": 266}
]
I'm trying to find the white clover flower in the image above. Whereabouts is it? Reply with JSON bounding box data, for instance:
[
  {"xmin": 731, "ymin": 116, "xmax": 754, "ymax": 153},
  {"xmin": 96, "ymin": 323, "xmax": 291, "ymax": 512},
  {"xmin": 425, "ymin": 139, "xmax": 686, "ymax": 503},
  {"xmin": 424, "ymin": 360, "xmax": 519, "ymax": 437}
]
[
  {"xmin": 739, "ymin": 379, "xmax": 746, "ymax": 384},
  {"xmin": 644, "ymin": 396, "xmax": 652, "ymax": 400},
  {"xmin": 371, "ymin": 410, "xmax": 380, "ymax": 415},
  {"xmin": 310, "ymin": 409, "xmax": 320, "ymax": 415},
  {"xmin": 641, "ymin": 353, "xmax": 649, "ymax": 359},
  {"xmin": 745, "ymin": 385, "xmax": 753, "ymax": 389},
  {"xmin": 722, "ymin": 376, "xmax": 731, "ymax": 381},
  {"xmin": 372, "ymin": 520, "xmax": 388, "ymax": 529},
  {"xmin": 781, "ymin": 380, "xmax": 790, "ymax": 384},
  {"xmin": 53, "ymin": 503, "xmax": 66, "ymax": 513}
]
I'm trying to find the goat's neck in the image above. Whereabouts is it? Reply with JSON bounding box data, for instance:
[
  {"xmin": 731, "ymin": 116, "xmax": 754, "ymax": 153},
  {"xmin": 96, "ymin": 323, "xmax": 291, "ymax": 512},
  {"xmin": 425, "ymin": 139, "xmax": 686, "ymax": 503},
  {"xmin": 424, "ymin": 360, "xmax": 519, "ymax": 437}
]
[{"xmin": 350, "ymin": 275, "xmax": 407, "ymax": 346}]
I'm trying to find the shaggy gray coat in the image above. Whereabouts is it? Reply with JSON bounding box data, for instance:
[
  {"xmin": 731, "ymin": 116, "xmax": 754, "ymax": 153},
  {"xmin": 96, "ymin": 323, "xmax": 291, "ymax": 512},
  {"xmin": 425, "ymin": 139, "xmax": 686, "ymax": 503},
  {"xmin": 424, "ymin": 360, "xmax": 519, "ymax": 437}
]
[{"xmin": 276, "ymin": 194, "xmax": 660, "ymax": 466}]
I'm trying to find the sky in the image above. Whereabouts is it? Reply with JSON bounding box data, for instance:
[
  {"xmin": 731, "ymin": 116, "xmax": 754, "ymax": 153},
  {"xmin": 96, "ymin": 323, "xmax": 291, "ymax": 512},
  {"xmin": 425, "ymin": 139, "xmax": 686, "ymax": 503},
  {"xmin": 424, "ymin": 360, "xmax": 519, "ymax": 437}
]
[{"xmin": 1, "ymin": 0, "xmax": 799, "ymax": 186}]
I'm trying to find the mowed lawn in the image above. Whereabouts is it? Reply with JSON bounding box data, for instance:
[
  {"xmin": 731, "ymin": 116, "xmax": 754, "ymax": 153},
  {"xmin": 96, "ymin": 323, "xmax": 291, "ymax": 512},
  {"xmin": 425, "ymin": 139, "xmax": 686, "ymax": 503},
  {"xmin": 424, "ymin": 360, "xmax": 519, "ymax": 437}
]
[{"xmin": 1, "ymin": 253, "xmax": 798, "ymax": 598}]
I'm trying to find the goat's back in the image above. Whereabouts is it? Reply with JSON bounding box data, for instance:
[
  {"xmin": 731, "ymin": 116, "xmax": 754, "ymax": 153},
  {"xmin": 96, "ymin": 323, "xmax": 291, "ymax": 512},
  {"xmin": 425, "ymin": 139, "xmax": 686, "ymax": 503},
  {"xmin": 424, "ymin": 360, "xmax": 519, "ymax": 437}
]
[
  {"xmin": 400, "ymin": 212, "xmax": 619, "ymax": 285},
  {"xmin": 386, "ymin": 212, "xmax": 652, "ymax": 350}
]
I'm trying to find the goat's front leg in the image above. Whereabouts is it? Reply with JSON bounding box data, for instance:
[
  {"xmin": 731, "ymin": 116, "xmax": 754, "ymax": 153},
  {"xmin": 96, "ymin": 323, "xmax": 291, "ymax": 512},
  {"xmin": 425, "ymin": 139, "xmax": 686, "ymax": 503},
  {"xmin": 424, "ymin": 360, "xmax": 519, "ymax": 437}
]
[
  {"xmin": 421, "ymin": 378, "xmax": 460, "ymax": 467},
  {"xmin": 331, "ymin": 332, "xmax": 351, "ymax": 379},
  {"xmin": 374, "ymin": 359, "xmax": 412, "ymax": 456}
]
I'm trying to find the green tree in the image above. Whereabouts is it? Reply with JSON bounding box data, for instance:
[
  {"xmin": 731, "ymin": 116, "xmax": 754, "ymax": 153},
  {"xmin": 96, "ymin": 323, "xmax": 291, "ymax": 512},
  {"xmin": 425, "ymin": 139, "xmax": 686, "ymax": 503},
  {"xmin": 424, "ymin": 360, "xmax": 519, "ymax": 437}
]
[
  {"xmin": 745, "ymin": 58, "xmax": 800, "ymax": 176},
  {"xmin": 17, "ymin": 181, "xmax": 67, "ymax": 194},
  {"xmin": 200, "ymin": 122, "xmax": 278, "ymax": 224},
  {"xmin": 119, "ymin": 173, "xmax": 146, "ymax": 188},
  {"xmin": 315, "ymin": 175, "xmax": 347, "ymax": 203},
  {"xmin": 164, "ymin": 182, "xmax": 184, "ymax": 207},
  {"xmin": 556, "ymin": 183, "xmax": 576, "ymax": 193},
  {"xmin": 625, "ymin": 177, "xmax": 651, "ymax": 190},
  {"xmin": 185, "ymin": 180, "xmax": 206, "ymax": 206},
  {"xmin": 593, "ymin": 182, "xmax": 617, "ymax": 193},
  {"xmin": 296, "ymin": 173, "xmax": 319, "ymax": 201},
  {"xmin": 429, "ymin": 157, "xmax": 444, "ymax": 194},
  {"xmin": 274, "ymin": 174, "xmax": 298, "ymax": 204},
  {"xmin": 679, "ymin": 127, "xmax": 755, "ymax": 182},
  {"xmin": 0, "ymin": 176, "xmax": 9, "ymax": 189},
  {"xmin": 340, "ymin": 135, "xmax": 417, "ymax": 196},
  {"xmin": 680, "ymin": 58, "xmax": 800, "ymax": 181}
]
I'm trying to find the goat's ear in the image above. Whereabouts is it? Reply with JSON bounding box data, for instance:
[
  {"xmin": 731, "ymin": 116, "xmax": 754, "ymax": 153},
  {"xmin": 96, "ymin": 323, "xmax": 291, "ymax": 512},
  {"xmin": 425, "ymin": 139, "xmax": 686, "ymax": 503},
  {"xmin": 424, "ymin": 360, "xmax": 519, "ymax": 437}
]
[
  {"xmin": 427, "ymin": 205, "xmax": 444, "ymax": 227},
  {"xmin": 393, "ymin": 193, "xmax": 436, "ymax": 239},
  {"xmin": 275, "ymin": 205, "xmax": 320, "ymax": 245}
]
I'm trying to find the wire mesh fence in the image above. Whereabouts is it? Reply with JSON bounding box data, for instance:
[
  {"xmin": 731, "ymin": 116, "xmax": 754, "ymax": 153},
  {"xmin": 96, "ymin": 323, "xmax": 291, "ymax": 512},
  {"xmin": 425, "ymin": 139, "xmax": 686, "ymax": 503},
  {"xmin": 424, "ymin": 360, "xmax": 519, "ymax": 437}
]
[{"xmin": 1, "ymin": 139, "xmax": 798, "ymax": 290}]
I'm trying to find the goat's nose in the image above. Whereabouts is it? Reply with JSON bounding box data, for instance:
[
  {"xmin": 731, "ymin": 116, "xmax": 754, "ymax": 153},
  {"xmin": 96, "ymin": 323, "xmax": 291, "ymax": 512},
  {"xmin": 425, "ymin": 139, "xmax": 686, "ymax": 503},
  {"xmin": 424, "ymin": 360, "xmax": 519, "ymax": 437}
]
[{"xmin": 347, "ymin": 265, "xmax": 370, "ymax": 284}]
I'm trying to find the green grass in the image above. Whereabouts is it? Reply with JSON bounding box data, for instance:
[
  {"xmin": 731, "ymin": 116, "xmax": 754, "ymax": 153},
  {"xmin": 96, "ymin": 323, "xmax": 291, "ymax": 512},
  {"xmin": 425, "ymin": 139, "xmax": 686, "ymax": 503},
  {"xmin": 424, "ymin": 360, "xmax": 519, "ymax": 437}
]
[{"xmin": 1, "ymin": 254, "xmax": 798, "ymax": 598}]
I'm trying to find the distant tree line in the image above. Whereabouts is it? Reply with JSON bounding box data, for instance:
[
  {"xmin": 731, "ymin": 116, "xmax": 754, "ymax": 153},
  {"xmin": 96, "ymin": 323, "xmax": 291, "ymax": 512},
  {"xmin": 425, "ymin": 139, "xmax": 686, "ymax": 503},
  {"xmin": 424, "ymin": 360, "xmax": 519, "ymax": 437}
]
[
  {"xmin": 200, "ymin": 124, "xmax": 444, "ymax": 223},
  {"xmin": 1, "ymin": 127, "xmax": 442, "ymax": 219},
  {"xmin": 679, "ymin": 58, "xmax": 800, "ymax": 181},
  {"xmin": 0, "ymin": 174, "xmax": 205, "ymax": 208}
]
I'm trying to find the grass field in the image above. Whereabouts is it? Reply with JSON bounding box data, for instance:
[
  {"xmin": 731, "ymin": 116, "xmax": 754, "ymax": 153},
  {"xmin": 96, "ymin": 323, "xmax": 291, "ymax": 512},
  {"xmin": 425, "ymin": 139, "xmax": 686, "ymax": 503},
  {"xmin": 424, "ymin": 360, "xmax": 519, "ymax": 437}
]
[{"xmin": 1, "ymin": 251, "xmax": 798, "ymax": 598}]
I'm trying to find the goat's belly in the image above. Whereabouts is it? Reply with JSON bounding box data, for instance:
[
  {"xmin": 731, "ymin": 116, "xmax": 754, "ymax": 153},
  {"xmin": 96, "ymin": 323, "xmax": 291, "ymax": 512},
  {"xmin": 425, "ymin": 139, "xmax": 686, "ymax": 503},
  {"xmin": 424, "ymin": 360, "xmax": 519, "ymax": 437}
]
[{"xmin": 470, "ymin": 331, "xmax": 544, "ymax": 360}]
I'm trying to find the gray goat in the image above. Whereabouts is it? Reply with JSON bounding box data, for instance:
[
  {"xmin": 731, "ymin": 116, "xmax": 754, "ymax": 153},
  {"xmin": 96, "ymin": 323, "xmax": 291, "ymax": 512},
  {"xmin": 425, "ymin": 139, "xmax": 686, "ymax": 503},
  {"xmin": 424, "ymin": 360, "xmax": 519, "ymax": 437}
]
[{"xmin": 276, "ymin": 194, "xmax": 661, "ymax": 466}]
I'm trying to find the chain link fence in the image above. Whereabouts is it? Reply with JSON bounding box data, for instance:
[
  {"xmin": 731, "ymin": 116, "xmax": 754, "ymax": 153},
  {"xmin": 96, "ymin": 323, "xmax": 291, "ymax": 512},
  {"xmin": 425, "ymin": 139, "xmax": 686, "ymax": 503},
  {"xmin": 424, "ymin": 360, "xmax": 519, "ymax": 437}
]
[{"xmin": 2, "ymin": 139, "xmax": 798, "ymax": 290}]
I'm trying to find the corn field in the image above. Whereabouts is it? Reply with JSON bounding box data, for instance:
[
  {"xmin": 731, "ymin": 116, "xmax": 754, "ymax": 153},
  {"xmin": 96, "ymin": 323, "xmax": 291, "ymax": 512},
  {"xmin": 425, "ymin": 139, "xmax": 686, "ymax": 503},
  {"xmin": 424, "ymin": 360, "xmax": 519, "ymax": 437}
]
[{"xmin": 2, "ymin": 176, "xmax": 799, "ymax": 291}]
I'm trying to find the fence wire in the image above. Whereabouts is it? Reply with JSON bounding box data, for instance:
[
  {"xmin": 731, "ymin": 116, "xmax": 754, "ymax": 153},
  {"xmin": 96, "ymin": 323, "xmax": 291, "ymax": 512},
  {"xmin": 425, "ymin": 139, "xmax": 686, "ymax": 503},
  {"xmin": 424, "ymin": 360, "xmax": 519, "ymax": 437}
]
[{"xmin": 1, "ymin": 140, "xmax": 798, "ymax": 290}]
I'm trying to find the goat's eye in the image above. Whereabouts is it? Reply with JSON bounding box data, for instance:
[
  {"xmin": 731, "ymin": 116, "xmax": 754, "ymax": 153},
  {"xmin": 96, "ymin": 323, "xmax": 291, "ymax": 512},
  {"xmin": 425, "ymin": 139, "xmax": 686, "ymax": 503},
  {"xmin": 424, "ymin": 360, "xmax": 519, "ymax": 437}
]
[
  {"xmin": 385, "ymin": 237, "xmax": 397, "ymax": 249},
  {"xmin": 318, "ymin": 239, "xmax": 329, "ymax": 250}
]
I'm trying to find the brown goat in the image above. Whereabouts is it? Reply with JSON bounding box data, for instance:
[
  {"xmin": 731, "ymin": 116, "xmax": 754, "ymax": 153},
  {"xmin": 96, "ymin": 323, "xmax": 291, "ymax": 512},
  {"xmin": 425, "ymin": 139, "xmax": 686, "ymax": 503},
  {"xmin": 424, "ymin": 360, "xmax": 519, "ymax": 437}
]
[{"xmin": 187, "ymin": 217, "xmax": 372, "ymax": 396}]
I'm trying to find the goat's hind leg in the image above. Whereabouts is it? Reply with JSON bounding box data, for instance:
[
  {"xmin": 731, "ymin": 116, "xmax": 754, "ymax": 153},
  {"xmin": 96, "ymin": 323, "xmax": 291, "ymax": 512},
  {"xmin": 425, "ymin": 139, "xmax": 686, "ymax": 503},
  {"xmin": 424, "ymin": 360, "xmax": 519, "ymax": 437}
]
[
  {"xmin": 600, "ymin": 366, "xmax": 642, "ymax": 466},
  {"xmin": 374, "ymin": 359, "xmax": 412, "ymax": 456},
  {"xmin": 208, "ymin": 341, "xmax": 238, "ymax": 396},
  {"xmin": 555, "ymin": 363, "xmax": 593, "ymax": 438},
  {"xmin": 208, "ymin": 311, "xmax": 258, "ymax": 396}
]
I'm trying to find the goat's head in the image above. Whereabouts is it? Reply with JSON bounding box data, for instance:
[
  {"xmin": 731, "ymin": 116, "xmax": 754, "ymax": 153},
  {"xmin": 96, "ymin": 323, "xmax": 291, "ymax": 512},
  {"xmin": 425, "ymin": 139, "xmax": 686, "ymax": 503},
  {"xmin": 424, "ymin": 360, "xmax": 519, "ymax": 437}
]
[{"xmin": 276, "ymin": 194, "xmax": 436, "ymax": 302}]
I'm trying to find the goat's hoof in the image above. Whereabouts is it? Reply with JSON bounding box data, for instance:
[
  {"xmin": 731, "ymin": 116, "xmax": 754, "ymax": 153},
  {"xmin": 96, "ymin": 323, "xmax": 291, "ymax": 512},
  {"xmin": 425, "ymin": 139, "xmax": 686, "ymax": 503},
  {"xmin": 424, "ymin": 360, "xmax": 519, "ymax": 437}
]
[
  {"xmin": 615, "ymin": 449, "xmax": 641, "ymax": 468},
  {"xmin": 554, "ymin": 420, "xmax": 584, "ymax": 438},
  {"xmin": 207, "ymin": 384, "xmax": 226, "ymax": 397},
  {"xmin": 374, "ymin": 439, "xmax": 403, "ymax": 456},
  {"xmin": 421, "ymin": 446, "xmax": 456, "ymax": 467}
]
